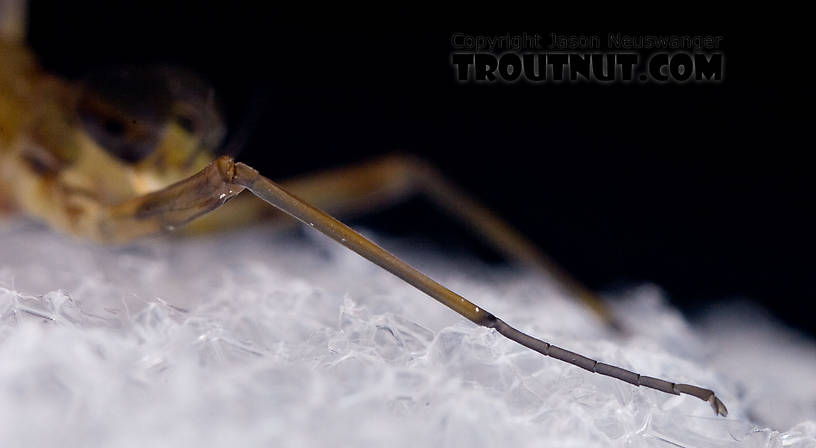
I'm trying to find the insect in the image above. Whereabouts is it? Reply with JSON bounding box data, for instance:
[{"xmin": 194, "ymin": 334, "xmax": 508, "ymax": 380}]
[{"xmin": 0, "ymin": 4, "xmax": 726, "ymax": 417}]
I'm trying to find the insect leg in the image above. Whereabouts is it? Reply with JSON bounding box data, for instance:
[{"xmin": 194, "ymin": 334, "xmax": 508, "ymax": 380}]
[
  {"xmin": 231, "ymin": 159, "xmax": 727, "ymax": 416},
  {"xmin": 81, "ymin": 156, "xmax": 726, "ymax": 415},
  {"xmin": 96, "ymin": 156, "xmax": 244, "ymax": 243},
  {"xmin": 490, "ymin": 319, "xmax": 728, "ymax": 416}
]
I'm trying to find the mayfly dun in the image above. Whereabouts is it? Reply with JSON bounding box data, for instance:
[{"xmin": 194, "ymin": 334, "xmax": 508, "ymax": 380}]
[{"xmin": 0, "ymin": 2, "xmax": 726, "ymax": 416}]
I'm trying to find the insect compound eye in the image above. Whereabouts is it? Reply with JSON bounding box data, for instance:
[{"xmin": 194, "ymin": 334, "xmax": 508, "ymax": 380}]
[
  {"xmin": 77, "ymin": 97, "xmax": 163, "ymax": 164},
  {"xmin": 103, "ymin": 118, "xmax": 126, "ymax": 136},
  {"xmin": 174, "ymin": 114, "xmax": 196, "ymax": 133},
  {"xmin": 77, "ymin": 68, "xmax": 172, "ymax": 164},
  {"xmin": 77, "ymin": 65, "xmax": 225, "ymax": 164}
]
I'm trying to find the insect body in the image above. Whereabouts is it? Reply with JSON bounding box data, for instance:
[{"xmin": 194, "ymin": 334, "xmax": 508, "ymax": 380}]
[
  {"xmin": 0, "ymin": 10, "xmax": 727, "ymax": 416},
  {"xmin": 0, "ymin": 40, "xmax": 224, "ymax": 241}
]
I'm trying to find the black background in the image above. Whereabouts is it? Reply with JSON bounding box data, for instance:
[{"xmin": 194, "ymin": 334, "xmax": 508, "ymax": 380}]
[{"xmin": 23, "ymin": 4, "xmax": 815, "ymax": 334}]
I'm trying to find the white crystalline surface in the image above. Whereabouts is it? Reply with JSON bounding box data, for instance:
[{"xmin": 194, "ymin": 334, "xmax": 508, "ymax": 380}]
[{"xmin": 0, "ymin": 218, "xmax": 814, "ymax": 448}]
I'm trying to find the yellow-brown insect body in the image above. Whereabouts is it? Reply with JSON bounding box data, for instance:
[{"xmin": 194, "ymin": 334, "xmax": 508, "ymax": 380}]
[{"xmin": 0, "ymin": 33, "xmax": 224, "ymax": 241}]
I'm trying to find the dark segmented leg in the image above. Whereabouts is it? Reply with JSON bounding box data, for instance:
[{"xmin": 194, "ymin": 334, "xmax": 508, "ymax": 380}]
[
  {"xmin": 229, "ymin": 158, "xmax": 727, "ymax": 417},
  {"xmin": 487, "ymin": 318, "xmax": 727, "ymax": 416}
]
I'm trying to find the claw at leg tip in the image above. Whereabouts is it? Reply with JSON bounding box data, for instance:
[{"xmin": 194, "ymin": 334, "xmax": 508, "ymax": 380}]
[{"xmin": 709, "ymin": 396, "xmax": 728, "ymax": 417}]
